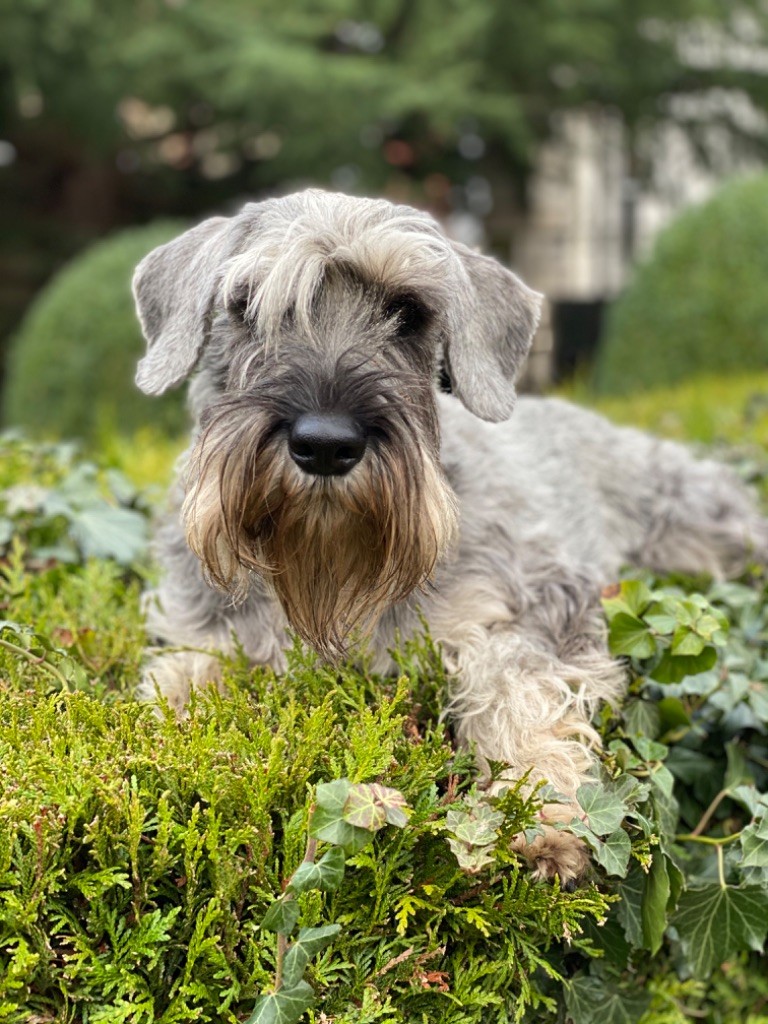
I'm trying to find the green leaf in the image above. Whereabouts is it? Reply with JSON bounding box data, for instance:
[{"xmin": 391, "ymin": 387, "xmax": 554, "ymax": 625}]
[
  {"xmin": 447, "ymin": 837, "xmax": 496, "ymax": 873},
  {"xmin": 343, "ymin": 784, "xmax": 386, "ymax": 831},
  {"xmin": 673, "ymin": 884, "xmax": 768, "ymax": 978},
  {"xmin": 602, "ymin": 580, "xmax": 654, "ymax": 619},
  {"xmin": 582, "ymin": 911, "xmax": 631, "ymax": 968},
  {"xmin": 657, "ymin": 696, "xmax": 691, "ymax": 731},
  {"xmin": 741, "ymin": 816, "xmax": 768, "ymax": 869},
  {"xmin": 69, "ymin": 506, "xmax": 148, "ymax": 564},
  {"xmin": 289, "ymin": 846, "xmax": 346, "ymax": 895},
  {"xmin": 616, "ymin": 862, "xmax": 645, "ymax": 947},
  {"xmin": 644, "ymin": 602, "xmax": 678, "ymax": 636},
  {"xmin": 261, "ymin": 897, "xmax": 300, "ymax": 936},
  {"xmin": 445, "ymin": 799, "xmax": 504, "ymax": 847},
  {"xmin": 651, "ymin": 645, "xmax": 717, "ymax": 683},
  {"xmin": 310, "ymin": 781, "xmax": 371, "ymax": 854},
  {"xmin": 576, "ymin": 783, "xmax": 627, "ymax": 836},
  {"xmin": 671, "ymin": 627, "xmax": 706, "ymax": 657},
  {"xmin": 642, "ymin": 852, "xmax": 670, "ymax": 955},
  {"xmin": 607, "ymin": 612, "xmax": 657, "ymax": 659},
  {"xmin": 633, "ymin": 736, "xmax": 668, "ymax": 762},
  {"xmin": 731, "ymin": 785, "xmax": 765, "ymax": 816},
  {"xmin": 565, "ymin": 973, "xmax": 651, "ymax": 1024},
  {"xmin": 724, "ymin": 741, "xmax": 753, "ymax": 790},
  {"xmin": 345, "ymin": 782, "xmax": 409, "ymax": 829},
  {"xmin": 593, "ymin": 828, "xmax": 632, "ymax": 878},
  {"xmin": 623, "ymin": 698, "xmax": 660, "ymax": 739},
  {"xmin": 244, "ymin": 982, "xmax": 315, "ymax": 1024},
  {"xmin": 281, "ymin": 925, "xmax": 342, "ymax": 989}
]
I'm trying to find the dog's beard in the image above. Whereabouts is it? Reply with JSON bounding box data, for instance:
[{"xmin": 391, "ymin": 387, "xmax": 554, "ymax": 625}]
[{"xmin": 182, "ymin": 403, "xmax": 458, "ymax": 660}]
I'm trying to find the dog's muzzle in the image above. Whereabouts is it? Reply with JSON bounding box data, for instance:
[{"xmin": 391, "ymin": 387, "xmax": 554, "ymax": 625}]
[{"xmin": 288, "ymin": 411, "xmax": 367, "ymax": 476}]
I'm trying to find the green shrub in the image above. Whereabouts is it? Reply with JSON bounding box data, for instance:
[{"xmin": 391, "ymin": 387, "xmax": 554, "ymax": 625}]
[
  {"xmin": 2, "ymin": 222, "xmax": 188, "ymax": 441},
  {"xmin": 595, "ymin": 174, "xmax": 768, "ymax": 395},
  {"xmin": 1, "ymin": 433, "xmax": 768, "ymax": 1022}
]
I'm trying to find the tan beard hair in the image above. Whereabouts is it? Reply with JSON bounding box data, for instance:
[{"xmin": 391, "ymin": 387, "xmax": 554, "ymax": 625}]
[{"xmin": 182, "ymin": 411, "xmax": 459, "ymax": 660}]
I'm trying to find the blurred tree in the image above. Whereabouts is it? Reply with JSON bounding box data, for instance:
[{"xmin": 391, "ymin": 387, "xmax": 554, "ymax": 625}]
[{"xmin": 1, "ymin": 0, "xmax": 767, "ymax": 365}]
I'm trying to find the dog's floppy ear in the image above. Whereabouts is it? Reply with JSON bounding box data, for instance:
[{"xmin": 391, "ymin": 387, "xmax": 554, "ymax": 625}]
[
  {"xmin": 133, "ymin": 216, "xmax": 236, "ymax": 395},
  {"xmin": 445, "ymin": 242, "xmax": 543, "ymax": 422}
]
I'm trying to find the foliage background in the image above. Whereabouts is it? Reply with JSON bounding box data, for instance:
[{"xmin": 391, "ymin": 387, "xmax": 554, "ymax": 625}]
[{"xmin": 3, "ymin": 0, "xmax": 768, "ymax": 383}]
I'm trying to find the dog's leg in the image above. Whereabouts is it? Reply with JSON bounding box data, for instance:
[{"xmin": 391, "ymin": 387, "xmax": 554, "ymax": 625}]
[
  {"xmin": 442, "ymin": 628, "xmax": 623, "ymax": 884},
  {"xmin": 430, "ymin": 557, "xmax": 625, "ymax": 886},
  {"xmin": 137, "ymin": 649, "xmax": 225, "ymax": 715}
]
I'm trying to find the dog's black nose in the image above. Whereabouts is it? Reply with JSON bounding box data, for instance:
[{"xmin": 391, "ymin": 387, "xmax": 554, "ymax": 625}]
[{"xmin": 288, "ymin": 412, "xmax": 367, "ymax": 476}]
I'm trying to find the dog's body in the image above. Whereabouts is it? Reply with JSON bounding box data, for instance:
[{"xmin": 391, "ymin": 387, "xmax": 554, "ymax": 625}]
[{"xmin": 134, "ymin": 190, "xmax": 767, "ymax": 882}]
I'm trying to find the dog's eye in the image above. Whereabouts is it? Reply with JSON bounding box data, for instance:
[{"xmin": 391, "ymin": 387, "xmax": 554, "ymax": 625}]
[
  {"xmin": 383, "ymin": 295, "xmax": 431, "ymax": 337},
  {"xmin": 227, "ymin": 292, "xmax": 251, "ymax": 322}
]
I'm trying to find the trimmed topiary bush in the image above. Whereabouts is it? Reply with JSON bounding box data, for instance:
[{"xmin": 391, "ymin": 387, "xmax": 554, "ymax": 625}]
[
  {"xmin": 2, "ymin": 221, "xmax": 188, "ymax": 441},
  {"xmin": 595, "ymin": 174, "xmax": 768, "ymax": 396}
]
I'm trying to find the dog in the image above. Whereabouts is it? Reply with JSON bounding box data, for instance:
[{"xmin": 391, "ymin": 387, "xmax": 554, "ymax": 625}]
[{"xmin": 133, "ymin": 189, "xmax": 767, "ymax": 883}]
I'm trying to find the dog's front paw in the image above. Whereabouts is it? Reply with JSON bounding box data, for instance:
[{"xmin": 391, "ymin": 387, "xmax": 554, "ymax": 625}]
[
  {"xmin": 138, "ymin": 650, "xmax": 224, "ymax": 717},
  {"xmin": 512, "ymin": 803, "xmax": 590, "ymax": 887}
]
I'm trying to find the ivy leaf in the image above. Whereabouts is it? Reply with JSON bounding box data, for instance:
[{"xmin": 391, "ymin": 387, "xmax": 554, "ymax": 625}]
[
  {"xmin": 289, "ymin": 846, "xmax": 346, "ymax": 895},
  {"xmin": 644, "ymin": 601, "xmax": 678, "ymax": 636},
  {"xmin": 657, "ymin": 696, "xmax": 691, "ymax": 731},
  {"xmin": 261, "ymin": 898, "xmax": 300, "ymax": 936},
  {"xmin": 565, "ymin": 973, "xmax": 651, "ymax": 1024},
  {"xmin": 310, "ymin": 781, "xmax": 371, "ymax": 854},
  {"xmin": 446, "ymin": 838, "xmax": 495, "ymax": 873},
  {"xmin": 576, "ymin": 783, "xmax": 627, "ymax": 836},
  {"xmin": 623, "ymin": 699, "xmax": 660, "ymax": 739},
  {"xmin": 445, "ymin": 799, "xmax": 504, "ymax": 846},
  {"xmin": 244, "ymin": 982, "xmax": 315, "ymax": 1024},
  {"xmin": 642, "ymin": 853, "xmax": 670, "ymax": 955},
  {"xmin": 651, "ymin": 645, "xmax": 717, "ymax": 684},
  {"xmin": 376, "ymin": 784, "xmax": 410, "ymax": 827},
  {"xmin": 731, "ymin": 786, "xmax": 765, "ymax": 816},
  {"xmin": 607, "ymin": 613, "xmax": 657, "ymax": 659},
  {"xmin": 672, "ymin": 884, "xmax": 768, "ymax": 978},
  {"xmin": 572, "ymin": 820, "xmax": 631, "ymax": 878},
  {"xmin": 343, "ymin": 783, "xmax": 409, "ymax": 831},
  {"xmin": 281, "ymin": 925, "xmax": 342, "ymax": 989},
  {"xmin": 69, "ymin": 506, "xmax": 148, "ymax": 565},
  {"xmin": 671, "ymin": 627, "xmax": 706, "ymax": 657},
  {"xmin": 602, "ymin": 580, "xmax": 653, "ymax": 619},
  {"xmin": 741, "ymin": 816, "xmax": 768, "ymax": 869},
  {"xmin": 616, "ymin": 863, "xmax": 645, "ymax": 947},
  {"xmin": 633, "ymin": 736, "xmax": 668, "ymax": 763},
  {"xmin": 593, "ymin": 828, "xmax": 632, "ymax": 878}
]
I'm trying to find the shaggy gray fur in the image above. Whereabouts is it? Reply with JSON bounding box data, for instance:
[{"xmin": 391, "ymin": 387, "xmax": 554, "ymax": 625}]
[{"xmin": 133, "ymin": 189, "xmax": 767, "ymax": 880}]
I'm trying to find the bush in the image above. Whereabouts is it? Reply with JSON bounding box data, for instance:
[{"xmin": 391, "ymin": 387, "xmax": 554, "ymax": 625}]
[
  {"xmin": 2, "ymin": 222, "xmax": 188, "ymax": 442},
  {"xmin": 1, "ymin": 433, "xmax": 768, "ymax": 1022},
  {"xmin": 594, "ymin": 174, "xmax": 768, "ymax": 395}
]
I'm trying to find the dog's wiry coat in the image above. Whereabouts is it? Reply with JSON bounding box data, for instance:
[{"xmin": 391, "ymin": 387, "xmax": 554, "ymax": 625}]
[{"xmin": 134, "ymin": 189, "xmax": 768, "ymax": 882}]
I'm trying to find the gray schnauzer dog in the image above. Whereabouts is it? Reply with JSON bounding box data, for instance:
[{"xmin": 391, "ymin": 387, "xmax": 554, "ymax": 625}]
[{"xmin": 133, "ymin": 189, "xmax": 767, "ymax": 882}]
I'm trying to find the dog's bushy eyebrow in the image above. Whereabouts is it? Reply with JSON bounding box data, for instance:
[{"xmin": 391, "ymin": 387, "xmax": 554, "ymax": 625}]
[{"xmin": 382, "ymin": 292, "xmax": 433, "ymax": 336}]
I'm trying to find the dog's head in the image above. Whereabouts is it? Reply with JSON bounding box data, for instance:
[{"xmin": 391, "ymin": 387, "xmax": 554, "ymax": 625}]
[{"xmin": 133, "ymin": 190, "xmax": 542, "ymax": 657}]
